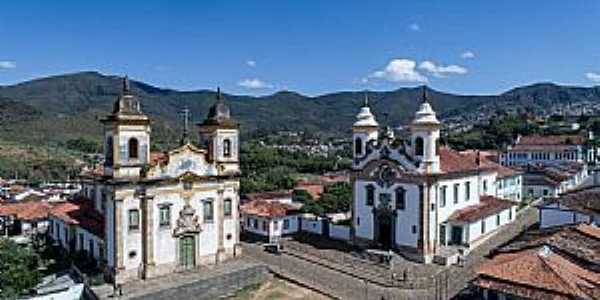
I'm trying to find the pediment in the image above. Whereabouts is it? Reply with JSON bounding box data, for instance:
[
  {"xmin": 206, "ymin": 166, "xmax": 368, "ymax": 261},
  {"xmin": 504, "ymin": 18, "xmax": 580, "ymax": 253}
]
[
  {"xmin": 145, "ymin": 143, "xmax": 217, "ymax": 179},
  {"xmin": 358, "ymin": 159, "xmax": 425, "ymax": 185}
]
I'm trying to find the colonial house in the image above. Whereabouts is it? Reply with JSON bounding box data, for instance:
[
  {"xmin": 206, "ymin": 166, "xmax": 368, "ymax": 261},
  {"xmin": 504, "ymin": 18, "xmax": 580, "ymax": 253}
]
[
  {"xmin": 521, "ymin": 162, "xmax": 588, "ymax": 199},
  {"xmin": 499, "ymin": 133, "xmax": 598, "ymax": 166},
  {"xmin": 351, "ymin": 89, "xmax": 518, "ymax": 263},
  {"xmin": 240, "ymin": 200, "xmax": 300, "ymax": 242},
  {"xmin": 475, "ymin": 223, "xmax": 600, "ymax": 300},
  {"xmin": 461, "ymin": 150, "xmax": 523, "ymax": 202},
  {"xmin": 538, "ymin": 186, "xmax": 600, "ymax": 228},
  {"xmin": 48, "ymin": 197, "xmax": 104, "ymax": 261},
  {"xmin": 0, "ymin": 200, "xmax": 53, "ymax": 236},
  {"xmin": 48, "ymin": 78, "xmax": 241, "ymax": 284}
]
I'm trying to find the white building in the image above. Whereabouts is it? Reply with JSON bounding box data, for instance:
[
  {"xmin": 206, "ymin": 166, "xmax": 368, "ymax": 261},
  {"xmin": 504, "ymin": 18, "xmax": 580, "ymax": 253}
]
[
  {"xmin": 538, "ymin": 186, "xmax": 600, "ymax": 228},
  {"xmin": 351, "ymin": 89, "xmax": 517, "ymax": 263},
  {"xmin": 240, "ymin": 200, "xmax": 300, "ymax": 242},
  {"xmin": 49, "ymin": 79, "xmax": 241, "ymax": 284},
  {"xmin": 499, "ymin": 133, "xmax": 597, "ymax": 166},
  {"xmin": 521, "ymin": 162, "xmax": 588, "ymax": 199}
]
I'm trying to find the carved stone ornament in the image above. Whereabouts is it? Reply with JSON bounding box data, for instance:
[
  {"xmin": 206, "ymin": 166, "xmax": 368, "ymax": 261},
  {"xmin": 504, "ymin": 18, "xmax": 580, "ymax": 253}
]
[
  {"xmin": 380, "ymin": 145, "xmax": 391, "ymax": 159},
  {"xmin": 378, "ymin": 193, "xmax": 392, "ymax": 210},
  {"xmin": 173, "ymin": 204, "xmax": 202, "ymax": 237},
  {"xmin": 376, "ymin": 165, "xmax": 397, "ymax": 188}
]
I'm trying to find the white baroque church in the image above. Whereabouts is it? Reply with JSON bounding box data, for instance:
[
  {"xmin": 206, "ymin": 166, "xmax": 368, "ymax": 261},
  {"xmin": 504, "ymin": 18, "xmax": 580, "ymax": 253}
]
[
  {"xmin": 69, "ymin": 78, "xmax": 240, "ymax": 284},
  {"xmin": 351, "ymin": 88, "xmax": 517, "ymax": 263}
]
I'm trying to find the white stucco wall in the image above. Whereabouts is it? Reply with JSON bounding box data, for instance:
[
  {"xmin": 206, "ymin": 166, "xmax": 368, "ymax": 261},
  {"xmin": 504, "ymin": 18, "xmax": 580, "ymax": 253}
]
[
  {"xmin": 329, "ymin": 224, "xmax": 350, "ymax": 241},
  {"xmin": 301, "ymin": 217, "xmax": 323, "ymax": 234},
  {"xmin": 539, "ymin": 203, "xmax": 594, "ymax": 228}
]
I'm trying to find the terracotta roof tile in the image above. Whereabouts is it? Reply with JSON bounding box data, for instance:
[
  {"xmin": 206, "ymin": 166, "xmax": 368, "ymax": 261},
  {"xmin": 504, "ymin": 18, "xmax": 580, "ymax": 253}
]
[
  {"xmin": 439, "ymin": 147, "xmax": 481, "ymax": 173},
  {"xmin": 447, "ymin": 195, "xmax": 516, "ymax": 223},
  {"xmin": 50, "ymin": 198, "xmax": 104, "ymax": 238},
  {"xmin": 0, "ymin": 200, "xmax": 53, "ymax": 221},
  {"xmin": 149, "ymin": 151, "xmax": 169, "ymax": 165},
  {"xmin": 240, "ymin": 200, "xmax": 298, "ymax": 217},
  {"xmin": 576, "ymin": 223, "xmax": 600, "ymax": 240},
  {"xmin": 476, "ymin": 247, "xmax": 600, "ymax": 300},
  {"xmin": 245, "ymin": 190, "xmax": 293, "ymax": 202},
  {"xmin": 518, "ymin": 134, "xmax": 585, "ymax": 146},
  {"xmin": 497, "ymin": 224, "xmax": 600, "ymax": 272},
  {"xmin": 541, "ymin": 186, "xmax": 600, "ymax": 215},
  {"xmin": 460, "ymin": 150, "xmax": 519, "ymax": 178}
]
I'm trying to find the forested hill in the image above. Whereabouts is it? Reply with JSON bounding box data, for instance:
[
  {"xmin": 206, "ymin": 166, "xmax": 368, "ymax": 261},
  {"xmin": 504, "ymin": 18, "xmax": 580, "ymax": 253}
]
[{"xmin": 1, "ymin": 71, "xmax": 600, "ymax": 148}]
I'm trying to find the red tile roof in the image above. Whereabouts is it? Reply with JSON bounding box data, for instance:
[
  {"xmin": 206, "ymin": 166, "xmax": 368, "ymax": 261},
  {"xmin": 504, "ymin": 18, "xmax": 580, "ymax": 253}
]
[
  {"xmin": 0, "ymin": 200, "xmax": 53, "ymax": 221},
  {"xmin": 240, "ymin": 200, "xmax": 298, "ymax": 217},
  {"xmin": 294, "ymin": 183, "xmax": 324, "ymax": 200},
  {"xmin": 518, "ymin": 134, "xmax": 585, "ymax": 146},
  {"xmin": 576, "ymin": 223, "xmax": 600, "ymax": 240},
  {"xmin": 497, "ymin": 224, "xmax": 600, "ymax": 272},
  {"xmin": 50, "ymin": 198, "xmax": 104, "ymax": 238},
  {"xmin": 541, "ymin": 186, "xmax": 600, "ymax": 216},
  {"xmin": 447, "ymin": 195, "xmax": 516, "ymax": 223},
  {"xmin": 460, "ymin": 150, "xmax": 519, "ymax": 178},
  {"xmin": 439, "ymin": 147, "xmax": 481, "ymax": 173},
  {"xmin": 476, "ymin": 247, "xmax": 600, "ymax": 300},
  {"xmin": 245, "ymin": 190, "xmax": 293, "ymax": 202},
  {"xmin": 150, "ymin": 151, "xmax": 169, "ymax": 165}
]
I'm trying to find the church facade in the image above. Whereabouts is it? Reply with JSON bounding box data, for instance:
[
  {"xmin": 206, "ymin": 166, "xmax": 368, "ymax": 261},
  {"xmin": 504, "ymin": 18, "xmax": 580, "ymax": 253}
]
[
  {"xmin": 351, "ymin": 89, "xmax": 517, "ymax": 263},
  {"xmin": 74, "ymin": 78, "xmax": 241, "ymax": 284}
]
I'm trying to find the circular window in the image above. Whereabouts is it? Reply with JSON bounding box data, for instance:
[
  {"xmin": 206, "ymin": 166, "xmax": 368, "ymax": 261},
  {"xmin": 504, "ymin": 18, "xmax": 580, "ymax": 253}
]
[
  {"xmin": 226, "ymin": 234, "xmax": 232, "ymax": 240},
  {"xmin": 129, "ymin": 251, "xmax": 137, "ymax": 258}
]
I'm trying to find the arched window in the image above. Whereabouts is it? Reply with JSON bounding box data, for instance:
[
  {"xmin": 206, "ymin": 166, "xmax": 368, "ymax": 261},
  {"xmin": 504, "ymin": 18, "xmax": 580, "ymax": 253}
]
[
  {"xmin": 395, "ymin": 187, "xmax": 406, "ymax": 210},
  {"xmin": 366, "ymin": 185, "xmax": 375, "ymax": 206},
  {"xmin": 105, "ymin": 136, "xmax": 114, "ymax": 165},
  {"xmin": 355, "ymin": 137, "xmax": 363, "ymax": 156},
  {"xmin": 128, "ymin": 138, "xmax": 139, "ymax": 159},
  {"xmin": 415, "ymin": 137, "xmax": 424, "ymax": 156},
  {"xmin": 223, "ymin": 139, "xmax": 232, "ymax": 158}
]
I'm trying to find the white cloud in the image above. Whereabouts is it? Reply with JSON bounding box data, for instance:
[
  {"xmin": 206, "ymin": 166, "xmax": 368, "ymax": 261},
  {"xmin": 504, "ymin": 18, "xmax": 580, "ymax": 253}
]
[
  {"xmin": 418, "ymin": 60, "xmax": 467, "ymax": 78},
  {"xmin": 368, "ymin": 58, "xmax": 428, "ymax": 83},
  {"xmin": 246, "ymin": 60, "xmax": 256, "ymax": 67},
  {"xmin": 238, "ymin": 78, "xmax": 273, "ymax": 89},
  {"xmin": 460, "ymin": 51, "xmax": 475, "ymax": 59},
  {"xmin": 409, "ymin": 23, "xmax": 420, "ymax": 31},
  {"xmin": 0, "ymin": 61, "xmax": 16, "ymax": 69},
  {"xmin": 585, "ymin": 72, "xmax": 600, "ymax": 83}
]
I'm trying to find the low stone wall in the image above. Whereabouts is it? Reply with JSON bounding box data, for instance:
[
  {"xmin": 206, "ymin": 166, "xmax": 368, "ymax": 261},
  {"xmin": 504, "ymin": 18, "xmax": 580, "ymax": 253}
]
[{"xmin": 128, "ymin": 264, "xmax": 269, "ymax": 300}]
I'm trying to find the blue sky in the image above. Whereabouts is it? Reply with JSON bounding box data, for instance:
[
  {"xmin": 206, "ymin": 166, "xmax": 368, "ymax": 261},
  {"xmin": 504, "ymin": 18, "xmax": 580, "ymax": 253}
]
[{"xmin": 1, "ymin": 1, "xmax": 600, "ymax": 96}]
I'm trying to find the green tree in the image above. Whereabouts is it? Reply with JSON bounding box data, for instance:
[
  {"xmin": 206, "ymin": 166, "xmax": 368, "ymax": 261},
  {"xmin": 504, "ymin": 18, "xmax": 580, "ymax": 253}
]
[{"xmin": 0, "ymin": 239, "xmax": 41, "ymax": 299}]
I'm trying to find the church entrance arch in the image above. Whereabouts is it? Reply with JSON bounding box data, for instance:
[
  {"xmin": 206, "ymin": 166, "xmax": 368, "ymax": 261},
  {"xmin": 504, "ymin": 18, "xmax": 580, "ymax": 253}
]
[
  {"xmin": 179, "ymin": 235, "xmax": 196, "ymax": 269},
  {"xmin": 374, "ymin": 209, "xmax": 395, "ymax": 250}
]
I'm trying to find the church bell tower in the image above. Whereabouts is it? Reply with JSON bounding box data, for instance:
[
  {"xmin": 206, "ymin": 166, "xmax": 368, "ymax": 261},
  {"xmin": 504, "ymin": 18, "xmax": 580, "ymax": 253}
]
[
  {"xmin": 352, "ymin": 94, "xmax": 379, "ymax": 164},
  {"xmin": 101, "ymin": 76, "xmax": 151, "ymax": 179},
  {"xmin": 410, "ymin": 86, "xmax": 440, "ymax": 174},
  {"xmin": 198, "ymin": 88, "xmax": 240, "ymax": 175}
]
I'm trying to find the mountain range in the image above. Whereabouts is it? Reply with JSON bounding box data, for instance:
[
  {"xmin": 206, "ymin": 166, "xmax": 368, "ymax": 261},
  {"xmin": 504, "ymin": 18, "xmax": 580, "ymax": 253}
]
[{"xmin": 1, "ymin": 71, "xmax": 600, "ymax": 149}]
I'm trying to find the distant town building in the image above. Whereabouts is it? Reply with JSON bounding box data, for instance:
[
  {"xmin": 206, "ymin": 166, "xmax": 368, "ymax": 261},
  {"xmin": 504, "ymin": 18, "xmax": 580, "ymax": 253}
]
[
  {"xmin": 499, "ymin": 133, "xmax": 598, "ymax": 166},
  {"xmin": 0, "ymin": 200, "xmax": 53, "ymax": 236},
  {"xmin": 351, "ymin": 89, "xmax": 518, "ymax": 264},
  {"xmin": 48, "ymin": 79, "xmax": 242, "ymax": 284},
  {"xmin": 520, "ymin": 162, "xmax": 588, "ymax": 199}
]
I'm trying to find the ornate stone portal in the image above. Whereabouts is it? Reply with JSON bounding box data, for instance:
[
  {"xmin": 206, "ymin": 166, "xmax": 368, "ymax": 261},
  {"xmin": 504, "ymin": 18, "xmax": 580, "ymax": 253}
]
[
  {"xmin": 373, "ymin": 195, "xmax": 396, "ymax": 250},
  {"xmin": 173, "ymin": 202, "xmax": 202, "ymax": 237}
]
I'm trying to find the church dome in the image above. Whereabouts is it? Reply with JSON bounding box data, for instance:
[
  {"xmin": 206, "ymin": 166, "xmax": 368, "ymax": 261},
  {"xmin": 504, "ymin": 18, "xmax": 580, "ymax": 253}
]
[
  {"xmin": 412, "ymin": 87, "xmax": 440, "ymax": 126},
  {"xmin": 200, "ymin": 87, "xmax": 237, "ymax": 128},
  {"xmin": 353, "ymin": 96, "xmax": 378, "ymax": 127}
]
